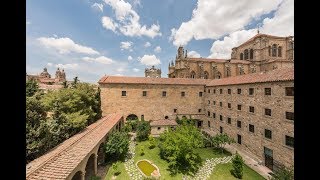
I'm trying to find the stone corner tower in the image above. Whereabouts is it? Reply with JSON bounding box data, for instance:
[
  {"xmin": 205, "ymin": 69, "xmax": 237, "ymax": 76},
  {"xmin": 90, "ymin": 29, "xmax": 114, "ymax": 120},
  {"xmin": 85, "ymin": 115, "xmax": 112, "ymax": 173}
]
[{"xmin": 145, "ymin": 65, "xmax": 161, "ymax": 78}]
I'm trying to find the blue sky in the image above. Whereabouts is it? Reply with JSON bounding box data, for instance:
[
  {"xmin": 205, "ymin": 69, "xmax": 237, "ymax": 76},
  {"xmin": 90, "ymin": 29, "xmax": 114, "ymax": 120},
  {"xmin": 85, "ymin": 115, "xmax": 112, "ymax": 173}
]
[{"xmin": 26, "ymin": 0, "xmax": 293, "ymax": 83}]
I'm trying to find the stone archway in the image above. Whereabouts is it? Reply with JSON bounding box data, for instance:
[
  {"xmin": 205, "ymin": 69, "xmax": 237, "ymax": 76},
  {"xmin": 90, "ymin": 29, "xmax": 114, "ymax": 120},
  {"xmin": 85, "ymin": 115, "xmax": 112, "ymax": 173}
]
[
  {"xmin": 126, "ymin": 114, "xmax": 138, "ymax": 121},
  {"xmin": 71, "ymin": 171, "xmax": 83, "ymax": 180},
  {"xmin": 97, "ymin": 143, "xmax": 105, "ymax": 166},
  {"xmin": 85, "ymin": 154, "xmax": 96, "ymax": 180}
]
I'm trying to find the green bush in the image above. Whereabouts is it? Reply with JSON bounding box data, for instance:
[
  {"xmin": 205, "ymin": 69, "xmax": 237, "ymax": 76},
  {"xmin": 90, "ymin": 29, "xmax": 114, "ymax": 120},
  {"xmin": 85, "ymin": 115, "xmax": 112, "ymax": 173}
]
[
  {"xmin": 148, "ymin": 135, "xmax": 156, "ymax": 149},
  {"xmin": 231, "ymin": 152, "xmax": 244, "ymax": 179},
  {"xmin": 140, "ymin": 146, "xmax": 145, "ymax": 156},
  {"xmin": 136, "ymin": 120, "xmax": 151, "ymax": 141}
]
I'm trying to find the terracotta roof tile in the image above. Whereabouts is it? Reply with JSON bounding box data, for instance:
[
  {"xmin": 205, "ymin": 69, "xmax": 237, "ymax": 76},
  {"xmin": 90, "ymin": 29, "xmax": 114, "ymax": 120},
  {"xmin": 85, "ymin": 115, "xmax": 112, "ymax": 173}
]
[{"xmin": 150, "ymin": 120, "xmax": 178, "ymax": 126}]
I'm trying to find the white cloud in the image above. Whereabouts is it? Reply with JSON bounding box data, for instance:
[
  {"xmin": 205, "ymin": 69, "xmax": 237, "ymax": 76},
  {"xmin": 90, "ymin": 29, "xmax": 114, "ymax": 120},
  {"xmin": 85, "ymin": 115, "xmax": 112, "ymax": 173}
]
[
  {"xmin": 208, "ymin": 0, "xmax": 293, "ymax": 59},
  {"xmin": 154, "ymin": 46, "xmax": 161, "ymax": 53},
  {"xmin": 116, "ymin": 67, "xmax": 126, "ymax": 72},
  {"xmin": 47, "ymin": 62, "xmax": 53, "ymax": 67},
  {"xmin": 83, "ymin": 56, "xmax": 114, "ymax": 64},
  {"xmin": 120, "ymin": 41, "xmax": 133, "ymax": 51},
  {"xmin": 188, "ymin": 51, "xmax": 201, "ymax": 58},
  {"xmin": 26, "ymin": 21, "xmax": 31, "ymax": 25},
  {"xmin": 91, "ymin": 3, "xmax": 104, "ymax": 12},
  {"xmin": 113, "ymin": 73, "xmax": 124, "ymax": 76},
  {"xmin": 144, "ymin": 42, "xmax": 151, "ymax": 47},
  {"xmin": 53, "ymin": 34, "xmax": 58, "ymax": 38},
  {"xmin": 133, "ymin": 68, "xmax": 140, "ymax": 72},
  {"xmin": 128, "ymin": 55, "xmax": 133, "ymax": 61},
  {"xmin": 139, "ymin": 54, "xmax": 161, "ymax": 66},
  {"xmin": 55, "ymin": 63, "xmax": 79, "ymax": 70},
  {"xmin": 38, "ymin": 37, "xmax": 99, "ymax": 55},
  {"xmin": 170, "ymin": 0, "xmax": 282, "ymax": 46},
  {"xmin": 102, "ymin": 0, "xmax": 161, "ymax": 38},
  {"xmin": 101, "ymin": 16, "xmax": 118, "ymax": 33}
]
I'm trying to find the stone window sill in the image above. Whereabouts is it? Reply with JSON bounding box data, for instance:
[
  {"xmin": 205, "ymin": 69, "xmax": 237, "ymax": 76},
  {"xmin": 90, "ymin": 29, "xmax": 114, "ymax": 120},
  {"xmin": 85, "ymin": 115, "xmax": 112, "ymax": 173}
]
[{"xmin": 283, "ymin": 145, "xmax": 294, "ymax": 150}]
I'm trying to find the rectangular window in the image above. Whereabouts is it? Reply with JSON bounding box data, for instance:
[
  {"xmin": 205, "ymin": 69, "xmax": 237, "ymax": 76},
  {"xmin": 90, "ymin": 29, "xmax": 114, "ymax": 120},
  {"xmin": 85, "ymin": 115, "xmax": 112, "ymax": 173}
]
[
  {"xmin": 237, "ymin": 134, "xmax": 242, "ymax": 144},
  {"xmin": 208, "ymin": 89, "xmax": 211, "ymax": 93},
  {"xmin": 220, "ymin": 115, "xmax": 223, "ymax": 121},
  {"xmin": 213, "ymin": 89, "xmax": 216, "ymax": 94},
  {"xmin": 265, "ymin": 108, "xmax": 271, "ymax": 116},
  {"xmin": 220, "ymin": 102, "xmax": 223, "ymax": 107},
  {"xmin": 213, "ymin": 113, "xmax": 216, "ymax": 119},
  {"xmin": 249, "ymin": 88, "xmax": 254, "ymax": 95},
  {"xmin": 208, "ymin": 100, "xmax": 210, "ymax": 104},
  {"xmin": 227, "ymin": 117, "xmax": 231, "ymax": 124},
  {"xmin": 237, "ymin": 88, "xmax": 241, "ymax": 94},
  {"xmin": 181, "ymin": 91, "xmax": 185, "ymax": 97},
  {"xmin": 207, "ymin": 111, "xmax": 210, "ymax": 117},
  {"xmin": 157, "ymin": 127, "xmax": 161, "ymax": 130},
  {"xmin": 285, "ymin": 135, "xmax": 294, "ymax": 148},
  {"xmin": 220, "ymin": 89, "xmax": 223, "ymax": 94},
  {"xmin": 285, "ymin": 87, "xmax": 294, "ymax": 96},
  {"xmin": 162, "ymin": 91, "xmax": 167, "ymax": 97},
  {"xmin": 265, "ymin": 88, "xmax": 271, "ymax": 95},
  {"xmin": 265, "ymin": 129, "xmax": 272, "ymax": 139},
  {"xmin": 174, "ymin": 109, "xmax": 177, "ymax": 113},
  {"xmin": 121, "ymin": 91, "xmax": 126, "ymax": 96},
  {"xmin": 249, "ymin": 106, "xmax": 255, "ymax": 113},
  {"xmin": 208, "ymin": 121, "xmax": 211, "ymax": 127},
  {"xmin": 228, "ymin": 103, "xmax": 231, "ymax": 109},
  {"xmin": 237, "ymin": 120, "xmax": 241, "ymax": 128},
  {"xmin": 286, "ymin": 112, "xmax": 294, "ymax": 121},
  {"xmin": 213, "ymin": 101, "xmax": 216, "ymax": 105},
  {"xmin": 249, "ymin": 124, "xmax": 254, "ymax": 133},
  {"xmin": 199, "ymin": 92, "xmax": 203, "ymax": 97},
  {"xmin": 228, "ymin": 89, "xmax": 231, "ymax": 94},
  {"xmin": 198, "ymin": 109, "xmax": 202, "ymax": 113},
  {"xmin": 220, "ymin": 126, "xmax": 223, "ymax": 133},
  {"xmin": 237, "ymin": 104, "xmax": 242, "ymax": 111},
  {"xmin": 142, "ymin": 91, "xmax": 147, "ymax": 96}
]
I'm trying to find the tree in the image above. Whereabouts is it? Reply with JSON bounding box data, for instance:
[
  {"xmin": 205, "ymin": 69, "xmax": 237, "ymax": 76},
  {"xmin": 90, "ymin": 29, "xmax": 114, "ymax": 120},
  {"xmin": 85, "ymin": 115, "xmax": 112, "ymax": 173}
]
[
  {"xmin": 105, "ymin": 131, "xmax": 129, "ymax": 161},
  {"xmin": 71, "ymin": 76, "xmax": 79, "ymax": 88},
  {"xmin": 271, "ymin": 165, "xmax": 294, "ymax": 180},
  {"xmin": 211, "ymin": 133, "xmax": 235, "ymax": 154},
  {"xmin": 159, "ymin": 125, "xmax": 204, "ymax": 174},
  {"xmin": 62, "ymin": 81, "xmax": 68, "ymax": 88},
  {"xmin": 136, "ymin": 120, "xmax": 151, "ymax": 141},
  {"xmin": 231, "ymin": 152, "xmax": 244, "ymax": 179},
  {"xmin": 148, "ymin": 135, "xmax": 156, "ymax": 149},
  {"xmin": 26, "ymin": 79, "xmax": 39, "ymax": 97}
]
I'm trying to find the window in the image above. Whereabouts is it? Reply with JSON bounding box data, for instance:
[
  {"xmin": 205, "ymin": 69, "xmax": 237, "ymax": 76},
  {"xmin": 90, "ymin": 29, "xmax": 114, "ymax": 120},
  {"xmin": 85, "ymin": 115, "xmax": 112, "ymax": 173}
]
[
  {"xmin": 227, "ymin": 118, "xmax": 231, "ymax": 124},
  {"xmin": 265, "ymin": 108, "xmax": 271, "ymax": 116},
  {"xmin": 265, "ymin": 88, "xmax": 271, "ymax": 95},
  {"xmin": 249, "ymin": 124, "xmax": 254, "ymax": 133},
  {"xmin": 237, "ymin": 120, "xmax": 241, "ymax": 128},
  {"xmin": 181, "ymin": 91, "xmax": 185, "ymax": 97},
  {"xmin": 285, "ymin": 87, "xmax": 294, "ymax": 96},
  {"xmin": 207, "ymin": 111, "xmax": 210, "ymax": 117},
  {"xmin": 265, "ymin": 129, "xmax": 272, "ymax": 139},
  {"xmin": 237, "ymin": 88, "xmax": 241, "ymax": 94},
  {"xmin": 220, "ymin": 115, "xmax": 223, "ymax": 121},
  {"xmin": 208, "ymin": 89, "xmax": 211, "ymax": 93},
  {"xmin": 228, "ymin": 89, "xmax": 231, "ymax": 94},
  {"xmin": 162, "ymin": 91, "xmax": 167, "ymax": 97},
  {"xmin": 237, "ymin": 104, "xmax": 242, "ymax": 111},
  {"xmin": 250, "ymin": 49, "xmax": 254, "ymax": 59},
  {"xmin": 213, "ymin": 113, "xmax": 216, "ymax": 119},
  {"xmin": 213, "ymin": 101, "xmax": 216, "ymax": 105},
  {"xmin": 286, "ymin": 112, "xmax": 294, "ymax": 121},
  {"xmin": 244, "ymin": 49, "xmax": 249, "ymax": 60},
  {"xmin": 237, "ymin": 134, "xmax": 242, "ymax": 144},
  {"xmin": 165, "ymin": 116, "xmax": 169, "ymax": 119},
  {"xmin": 249, "ymin": 88, "xmax": 254, "ymax": 95},
  {"xmin": 199, "ymin": 92, "xmax": 203, "ymax": 97},
  {"xmin": 141, "ymin": 115, "xmax": 144, "ymax": 121},
  {"xmin": 249, "ymin": 106, "xmax": 255, "ymax": 113},
  {"xmin": 220, "ymin": 126, "xmax": 223, "ymax": 133},
  {"xmin": 198, "ymin": 109, "xmax": 202, "ymax": 113},
  {"xmin": 272, "ymin": 44, "xmax": 277, "ymax": 57},
  {"xmin": 285, "ymin": 135, "xmax": 294, "ymax": 148},
  {"xmin": 174, "ymin": 109, "xmax": 177, "ymax": 113},
  {"xmin": 240, "ymin": 53, "xmax": 243, "ymax": 60},
  {"xmin": 208, "ymin": 121, "xmax": 211, "ymax": 127},
  {"xmin": 208, "ymin": 100, "xmax": 210, "ymax": 104},
  {"xmin": 220, "ymin": 102, "xmax": 223, "ymax": 107},
  {"xmin": 220, "ymin": 89, "xmax": 223, "ymax": 94},
  {"xmin": 142, "ymin": 91, "xmax": 147, "ymax": 96},
  {"xmin": 228, "ymin": 103, "xmax": 231, "ymax": 109},
  {"xmin": 278, "ymin": 46, "xmax": 282, "ymax": 57},
  {"xmin": 213, "ymin": 89, "xmax": 216, "ymax": 94},
  {"xmin": 157, "ymin": 127, "xmax": 161, "ymax": 130},
  {"xmin": 121, "ymin": 91, "xmax": 127, "ymax": 96}
]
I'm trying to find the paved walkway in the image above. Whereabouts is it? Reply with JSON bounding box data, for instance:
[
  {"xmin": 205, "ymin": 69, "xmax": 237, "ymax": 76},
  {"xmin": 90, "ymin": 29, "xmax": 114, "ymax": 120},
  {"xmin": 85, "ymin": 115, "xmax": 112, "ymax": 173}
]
[
  {"xmin": 124, "ymin": 133, "xmax": 143, "ymax": 180},
  {"xmin": 202, "ymin": 128, "xmax": 272, "ymax": 180}
]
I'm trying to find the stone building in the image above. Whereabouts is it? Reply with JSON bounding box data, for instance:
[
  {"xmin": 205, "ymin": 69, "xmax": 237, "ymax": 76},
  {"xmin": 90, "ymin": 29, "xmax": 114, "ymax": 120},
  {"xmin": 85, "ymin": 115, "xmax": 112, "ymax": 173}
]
[
  {"xmin": 168, "ymin": 33, "xmax": 294, "ymax": 79},
  {"xmin": 150, "ymin": 119, "xmax": 178, "ymax": 137},
  {"xmin": 145, "ymin": 65, "xmax": 161, "ymax": 78}
]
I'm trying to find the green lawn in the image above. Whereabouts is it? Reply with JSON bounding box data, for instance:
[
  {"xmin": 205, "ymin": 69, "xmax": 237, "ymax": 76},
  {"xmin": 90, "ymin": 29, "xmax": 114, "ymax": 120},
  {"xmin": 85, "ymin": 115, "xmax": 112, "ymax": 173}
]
[
  {"xmin": 210, "ymin": 163, "xmax": 265, "ymax": 180},
  {"xmin": 105, "ymin": 161, "xmax": 130, "ymax": 180}
]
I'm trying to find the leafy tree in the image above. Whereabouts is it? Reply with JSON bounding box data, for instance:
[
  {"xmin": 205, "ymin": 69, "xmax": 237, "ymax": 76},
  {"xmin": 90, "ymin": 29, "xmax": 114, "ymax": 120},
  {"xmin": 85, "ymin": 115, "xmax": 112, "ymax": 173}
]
[
  {"xmin": 159, "ymin": 125, "xmax": 204, "ymax": 174},
  {"xmin": 231, "ymin": 152, "xmax": 244, "ymax": 179},
  {"xmin": 71, "ymin": 76, "xmax": 79, "ymax": 88},
  {"xmin": 271, "ymin": 165, "xmax": 294, "ymax": 180},
  {"xmin": 26, "ymin": 79, "xmax": 39, "ymax": 97},
  {"xmin": 211, "ymin": 133, "xmax": 235, "ymax": 154},
  {"xmin": 105, "ymin": 131, "xmax": 129, "ymax": 161},
  {"xmin": 139, "ymin": 146, "xmax": 145, "ymax": 156},
  {"xmin": 148, "ymin": 135, "xmax": 156, "ymax": 149},
  {"xmin": 62, "ymin": 81, "xmax": 68, "ymax": 88},
  {"xmin": 92, "ymin": 87, "xmax": 102, "ymax": 120},
  {"xmin": 136, "ymin": 120, "xmax": 151, "ymax": 141}
]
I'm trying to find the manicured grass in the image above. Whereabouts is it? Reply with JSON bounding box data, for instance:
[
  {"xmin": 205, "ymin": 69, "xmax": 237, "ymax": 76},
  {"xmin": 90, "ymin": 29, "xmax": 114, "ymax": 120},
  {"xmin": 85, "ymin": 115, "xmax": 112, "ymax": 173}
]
[
  {"xmin": 105, "ymin": 161, "xmax": 130, "ymax": 180},
  {"xmin": 137, "ymin": 160, "xmax": 157, "ymax": 176},
  {"xmin": 210, "ymin": 162, "xmax": 266, "ymax": 180}
]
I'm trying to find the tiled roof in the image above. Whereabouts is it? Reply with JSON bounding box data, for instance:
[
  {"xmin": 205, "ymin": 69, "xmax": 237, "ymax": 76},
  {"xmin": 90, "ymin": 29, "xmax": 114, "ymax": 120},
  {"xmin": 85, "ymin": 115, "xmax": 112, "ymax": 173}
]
[
  {"xmin": 98, "ymin": 76, "xmax": 211, "ymax": 85},
  {"xmin": 26, "ymin": 113, "xmax": 122, "ymax": 180},
  {"xmin": 38, "ymin": 83, "xmax": 63, "ymax": 90},
  {"xmin": 237, "ymin": 33, "xmax": 286, "ymax": 48},
  {"xmin": 187, "ymin": 58, "xmax": 227, "ymax": 63},
  {"xmin": 207, "ymin": 67, "xmax": 293, "ymax": 86},
  {"xmin": 229, "ymin": 60, "xmax": 251, "ymax": 64},
  {"xmin": 150, "ymin": 120, "xmax": 178, "ymax": 126}
]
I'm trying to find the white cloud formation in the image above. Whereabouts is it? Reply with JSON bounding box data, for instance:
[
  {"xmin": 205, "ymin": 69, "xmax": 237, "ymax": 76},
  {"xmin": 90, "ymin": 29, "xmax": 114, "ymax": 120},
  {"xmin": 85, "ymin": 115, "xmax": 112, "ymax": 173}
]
[
  {"xmin": 154, "ymin": 46, "xmax": 161, "ymax": 53},
  {"xmin": 91, "ymin": 3, "xmax": 104, "ymax": 12},
  {"xmin": 120, "ymin": 41, "xmax": 133, "ymax": 51},
  {"xmin": 116, "ymin": 67, "xmax": 126, "ymax": 72},
  {"xmin": 113, "ymin": 73, "xmax": 124, "ymax": 76},
  {"xmin": 139, "ymin": 54, "xmax": 161, "ymax": 66},
  {"xmin": 47, "ymin": 62, "xmax": 53, "ymax": 67},
  {"xmin": 38, "ymin": 37, "xmax": 99, "ymax": 55},
  {"xmin": 128, "ymin": 55, "xmax": 133, "ymax": 61},
  {"xmin": 188, "ymin": 51, "xmax": 201, "ymax": 58},
  {"xmin": 170, "ymin": 0, "xmax": 282, "ymax": 46},
  {"xmin": 101, "ymin": 16, "xmax": 118, "ymax": 33},
  {"xmin": 82, "ymin": 56, "xmax": 114, "ymax": 64},
  {"xmin": 208, "ymin": 0, "xmax": 293, "ymax": 59},
  {"xmin": 133, "ymin": 68, "xmax": 140, "ymax": 72},
  {"xmin": 55, "ymin": 63, "xmax": 79, "ymax": 70},
  {"xmin": 102, "ymin": 0, "xmax": 161, "ymax": 38},
  {"xmin": 144, "ymin": 42, "xmax": 151, "ymax": 47}
]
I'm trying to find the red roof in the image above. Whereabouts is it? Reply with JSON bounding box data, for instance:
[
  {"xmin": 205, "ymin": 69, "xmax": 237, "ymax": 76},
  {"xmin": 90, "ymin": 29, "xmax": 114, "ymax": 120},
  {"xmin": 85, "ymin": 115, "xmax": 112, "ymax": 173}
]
[
  {"xmin": 207, "ymin": 67, "xmax": 293, "ymax": 86},
  {"xmin": 237, "ymin": 33, "xmax": 286, "ymax": 48},
  {"xmin": 26, "ymin": 113, "xmax": 122, "ymax": 180},
  {"xmin": 150, "ymin": 120, "xmax": 178, "ymax": 126}
]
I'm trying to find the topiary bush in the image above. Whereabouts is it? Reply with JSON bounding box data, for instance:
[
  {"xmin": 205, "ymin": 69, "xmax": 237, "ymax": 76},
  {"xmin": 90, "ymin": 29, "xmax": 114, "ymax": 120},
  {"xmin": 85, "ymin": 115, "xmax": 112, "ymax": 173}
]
[{"xmin": 231, "ymin": 152, "xmax": 244, "ymax": 179}]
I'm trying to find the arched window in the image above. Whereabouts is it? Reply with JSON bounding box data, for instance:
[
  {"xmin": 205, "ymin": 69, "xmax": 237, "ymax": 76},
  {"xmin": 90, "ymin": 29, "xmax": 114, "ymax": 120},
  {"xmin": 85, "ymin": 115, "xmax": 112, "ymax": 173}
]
[
  {"xmin": 226, "ymin": 67, "xmax": 231, "ymax": 77},
  {"xmin": 204, "ymin": 71, "xmax": 209, "ymax": 79},
  {"xmin": 190, "ymin": 71, "xmax": 196, "ymax": 78},
  {"xmin": 216, "ymin": 71, "xmax": 221, "ymax": 79},
  {"xmin": 272, "ymin": 44, "xmax": 277, "ymax": 57},
  {"xmin": 249, "ymin": 49, "xmax": 253, "ymax": 59},
  {"xmin": 278, "ymin": 46, "xmax": 282, "ymax": 57},
  {"xmin": 244, "ymin": 49, "xmax": 249, "ymax": 60},
  {"xmin": 268, "ymin": 46, "xmax": 271, "ymax": 56},
  {"xmin": 240, "ymin": 53, "xmax": 243, "ymax": 60}
]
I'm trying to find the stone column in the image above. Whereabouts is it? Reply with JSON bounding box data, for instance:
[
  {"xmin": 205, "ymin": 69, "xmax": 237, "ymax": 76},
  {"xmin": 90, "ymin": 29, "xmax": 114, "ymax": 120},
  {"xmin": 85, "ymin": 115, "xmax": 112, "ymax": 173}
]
[
  {"xmin": 80, "ymin": 171, "xmax": 85, "ymax": 180},
  {"xmin": 94, "ymin": 154, "xmax": 98, "ymax": 175}
]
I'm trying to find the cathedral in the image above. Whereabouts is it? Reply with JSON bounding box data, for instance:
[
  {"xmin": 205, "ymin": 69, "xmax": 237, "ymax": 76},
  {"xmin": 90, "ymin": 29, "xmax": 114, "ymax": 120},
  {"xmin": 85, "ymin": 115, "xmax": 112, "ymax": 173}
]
[{"xmin": 168, "ymin": 33, "xmax": 294, "ymax": 79}]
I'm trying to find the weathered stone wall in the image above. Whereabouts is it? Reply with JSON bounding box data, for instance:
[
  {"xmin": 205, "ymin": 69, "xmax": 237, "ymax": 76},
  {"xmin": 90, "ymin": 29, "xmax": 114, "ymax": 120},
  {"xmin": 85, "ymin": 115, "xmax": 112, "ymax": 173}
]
[{"xmin": 151, "ymin": 126, "xmax": 171, "ymax": 137}]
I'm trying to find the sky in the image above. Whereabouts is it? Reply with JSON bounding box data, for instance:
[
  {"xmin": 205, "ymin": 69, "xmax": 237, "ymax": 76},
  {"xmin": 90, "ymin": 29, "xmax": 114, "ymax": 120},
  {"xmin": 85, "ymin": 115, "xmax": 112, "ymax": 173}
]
[{"xmin": 26, "ymin": 0, "xmax": 294, "ymax": 83}]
